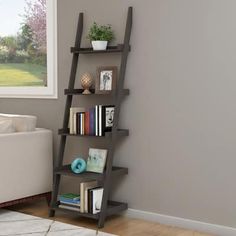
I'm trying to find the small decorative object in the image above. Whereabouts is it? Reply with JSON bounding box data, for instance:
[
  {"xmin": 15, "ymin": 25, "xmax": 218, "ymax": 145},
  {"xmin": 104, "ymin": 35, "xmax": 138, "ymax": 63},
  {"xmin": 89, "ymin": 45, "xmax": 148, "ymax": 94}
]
[
  {"xmin": 71, "ymin": 157, "xmax": 87, "ymax": 174},
  {"xmin": 81, "ymin": 73, "xmax": 93, "ymax": 94},
  {"xmin": 87, "ymin": 22, "xmax": 114, "ymax": 50},
  {"xmin": 86, "ymin": 148, "xmax": 108, "ymax": 173},
  {"xmin": 96, "ymin": 66, "xmax": 117, "ymax": 94}
]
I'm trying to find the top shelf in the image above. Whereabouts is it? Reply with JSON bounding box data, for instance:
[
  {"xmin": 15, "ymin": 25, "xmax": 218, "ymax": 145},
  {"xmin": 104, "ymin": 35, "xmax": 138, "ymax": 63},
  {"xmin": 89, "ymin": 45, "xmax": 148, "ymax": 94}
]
[{"xmin": 71, "ymin": 44, "xmax": 131, "ymax": 54}]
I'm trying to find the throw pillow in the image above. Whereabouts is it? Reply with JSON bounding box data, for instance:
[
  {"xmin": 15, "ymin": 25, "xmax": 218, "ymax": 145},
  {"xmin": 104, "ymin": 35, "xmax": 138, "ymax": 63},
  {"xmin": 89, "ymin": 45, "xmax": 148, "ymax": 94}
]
[
  {"xmin": 0, "ymin": 119, "xmax": 15, "ymax": 133},
  {"xmin": 0, "ymin": 114, "xmax": 37, "ymax": 132}
]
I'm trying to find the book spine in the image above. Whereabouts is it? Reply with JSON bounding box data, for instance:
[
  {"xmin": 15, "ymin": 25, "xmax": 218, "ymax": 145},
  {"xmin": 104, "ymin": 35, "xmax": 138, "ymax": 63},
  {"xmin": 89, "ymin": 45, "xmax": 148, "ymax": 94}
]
[
  {"xmin": 102, "ymin": 106, "xmax": 105, "ymax": 136},
  {"xmin": 59, "ymin": 204, "xmax": 80, "ymax": 212},
  {"xmin": 69, "ymin": 108, "xmax": 73, "ymax": 134},
  {"xmin": 88, "ymin": 189, "xmax": 92, "ymax": 214},
  {"xmin": 89, "ymin": 108, "xmax": 95, "ymax": 136},
  {"xmin": 82, "ymin": 113, "xmax": 85, "ymax": 135},
  {"xmin": 85, "ymin": 111, "xmax": 89, "ymax": 135},
  {"xmin": 80, "ymin": 183, "xmax": 85, "ymax": 213},
  {"xmin": 95, "ymin": 105, "xmax": 98, "ymax": 136},
  {"xmin": 60, "ymin": 201, "xmax": 80, "ymax": 207},
  {"xmin": 73, "ymin": 112, "xmax": 77, "ymax": 134},
  {"xmin": 99, "ymin": 105, "xmax": 102, "ymax": 136},
  {"xmin": 59, "ymin": 198, "xmax": 80, "ymax": 204},
  {"xmin": 76, "ymin": 112, "xmax": 80, "ymax": 135},
  {"xmin": 80, "ymin": 113, "xmax": 82, "ymax": 135}
]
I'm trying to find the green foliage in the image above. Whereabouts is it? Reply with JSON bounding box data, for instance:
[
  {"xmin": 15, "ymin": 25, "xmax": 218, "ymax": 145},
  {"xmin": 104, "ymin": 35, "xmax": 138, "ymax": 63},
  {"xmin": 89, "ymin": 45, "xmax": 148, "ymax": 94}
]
[
  {"xmin": 14, "ymin": 50, "xmax": 29, "ymax": 63},
  {"xmin": 17, "ymin": 24, "xmax": 33, "ymax": 51},
  {"xmin": 0, "ymin": 24, "xmax": 45, "ymax": 65},
  {"xmin": 0, "ymin": 36, "xmax": 18, "ymax": 51},
  {"xmin": 87, "ymin": 22, "xmax": 114, "ymax": 41},
  {"xmin": 0, "ymin": 46, "xmax": 29, "ymax": 64}
]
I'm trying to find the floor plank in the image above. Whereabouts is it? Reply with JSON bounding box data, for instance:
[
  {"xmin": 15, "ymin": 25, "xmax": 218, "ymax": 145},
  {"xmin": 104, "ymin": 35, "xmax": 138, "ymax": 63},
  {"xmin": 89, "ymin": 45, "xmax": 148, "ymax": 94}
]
[{"xmin": 7, "ymin": 200, "xmax": 214, "ymax": 236}]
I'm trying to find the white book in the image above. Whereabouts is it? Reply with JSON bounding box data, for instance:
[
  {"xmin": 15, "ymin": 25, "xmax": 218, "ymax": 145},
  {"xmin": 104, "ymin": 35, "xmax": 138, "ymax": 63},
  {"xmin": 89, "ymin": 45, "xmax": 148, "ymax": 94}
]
[
  {"xmin": 99, "ymin": 105, "xmax": 102, "ymax": 136},
  {"xmin": 92, "ymin": 188, "xmax": 104, "ymax": 214},
  {"xmin": 84, "ymin": 183, "xmax": 99, "ymax": 213},
  {"xmin": 80, "ymin": 181, "xmax": 98, "ymax": 213},
  {"xmin": 80, "ymin": 113, "xmax": 83, "ymax": 135},
  {"xmin": 69, "ymin": 107, "xmax": 85, "ymax": 134},
  {"xmin": 95, "ymin": 106, "xmax": 98, "ymax": 136}
]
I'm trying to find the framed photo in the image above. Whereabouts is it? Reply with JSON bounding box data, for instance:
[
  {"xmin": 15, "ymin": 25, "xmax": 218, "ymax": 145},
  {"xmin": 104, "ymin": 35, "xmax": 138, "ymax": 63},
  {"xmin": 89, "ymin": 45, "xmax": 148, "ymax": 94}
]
[
  {"xmin": 96, "ymin": 66, "xmax": 118, "ymax": 94},
  {"xmin": 102, "ymin": 105, "xmax": 115, "ymax": 135},
  {"xmin": 86, "ymin": 148, "xmax": 108, "ymax": 173}
]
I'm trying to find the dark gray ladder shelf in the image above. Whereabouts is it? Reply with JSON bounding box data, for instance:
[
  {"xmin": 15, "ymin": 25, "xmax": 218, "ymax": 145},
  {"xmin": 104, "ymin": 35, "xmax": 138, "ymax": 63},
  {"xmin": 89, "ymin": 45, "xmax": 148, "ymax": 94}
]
[{"xmin": 49, "ymin": 7, "xmax": 132, "ymax": 228}]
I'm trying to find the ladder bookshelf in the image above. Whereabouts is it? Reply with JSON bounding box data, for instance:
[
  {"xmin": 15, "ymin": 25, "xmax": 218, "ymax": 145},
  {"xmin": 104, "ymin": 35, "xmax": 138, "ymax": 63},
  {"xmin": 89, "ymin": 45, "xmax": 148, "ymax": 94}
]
[{"xmin": 49, "ymin": 7, "xmax": 132, "ymax": 228}]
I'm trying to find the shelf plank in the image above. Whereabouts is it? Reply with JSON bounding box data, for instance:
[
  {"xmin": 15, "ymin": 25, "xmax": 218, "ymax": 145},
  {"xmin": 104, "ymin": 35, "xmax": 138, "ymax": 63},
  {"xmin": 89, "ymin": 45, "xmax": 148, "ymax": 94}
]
[
  {"xmin": 54, "ymin": 165, "xmax": 128, "ymax": 180},
  {"xmin": 51, "ymin": 201, "xmax": 127, "ymax": 220},
  {"xmin": 106, "ymin": 201, "xmax": 128, "ymax": 217},
  {"xmin": 71, "ymin": 44, "xmax": 131, "ymax": 54},
  {"xmin": 52, "ymin": 201, "xmax": 99, "ymax": 219},
  {"xmin": 64, "ymin": 89, "xmax": 130, "ymax": 96},
  {"xmin": 58, "ymin": 128, "xmax": 129, "ymax": 137}
]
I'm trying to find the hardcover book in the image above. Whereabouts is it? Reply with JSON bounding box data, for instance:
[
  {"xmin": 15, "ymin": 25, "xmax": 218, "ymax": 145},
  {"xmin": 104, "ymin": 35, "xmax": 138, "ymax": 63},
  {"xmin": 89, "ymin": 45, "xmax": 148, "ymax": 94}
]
[
  {"xmin": 89, "ymin": 107, "xmax": 95, "ymax": 136},
  {"xmin": 60, "ymin": 201, "xmax": 80, "ymax": 207},
  {"xmin": 59, "ymin": 204, "xmax": 80, "ymax": 212},
  {"xmin": 91, "ymin": 188, "xmax": 104, "ymax": 214},
  {"xmin": 85, "ymin": 111, "xmax": 90, "ymax": 135},
  {"xmin": 95, "ymin": 105, "xmax": 99, "ymax": 136}
]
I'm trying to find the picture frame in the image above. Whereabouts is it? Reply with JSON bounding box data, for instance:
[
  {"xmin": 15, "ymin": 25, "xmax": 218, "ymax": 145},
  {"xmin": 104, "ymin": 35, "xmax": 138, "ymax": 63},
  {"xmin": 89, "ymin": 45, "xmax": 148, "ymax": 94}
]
[
  {"xmin": 102, "ymin": 105, "xmax": 115, "ymax": 135},
  {"xmin": 86, "ymin": 148, "xmax": 108, "ymax": 173},
  {"xmin": 96, "ymin": 66, "xmax": 118, "ymax": 94}
]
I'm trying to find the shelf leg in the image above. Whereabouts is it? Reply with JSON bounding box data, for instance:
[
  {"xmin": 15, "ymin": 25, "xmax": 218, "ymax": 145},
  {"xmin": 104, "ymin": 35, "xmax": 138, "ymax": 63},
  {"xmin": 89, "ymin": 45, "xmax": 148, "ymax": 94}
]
[
  {"xmin": 49, "ymin": 174, "xmax": 61, "ymax": 217},
  {"xmin": 49, "ymin": 209, "xmax": 55, "ymax": 217},
  {"xmin": 98, "ymin": 215, "xmax": 105, "ymax": 228}
]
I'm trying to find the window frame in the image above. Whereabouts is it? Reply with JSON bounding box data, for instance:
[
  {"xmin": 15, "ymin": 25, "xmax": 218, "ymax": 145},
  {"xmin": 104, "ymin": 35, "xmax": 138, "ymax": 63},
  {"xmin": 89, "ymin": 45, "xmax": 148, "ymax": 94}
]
[{"xmin": 0, "ymin": 0, "xmax": 58, "ymax": 99}]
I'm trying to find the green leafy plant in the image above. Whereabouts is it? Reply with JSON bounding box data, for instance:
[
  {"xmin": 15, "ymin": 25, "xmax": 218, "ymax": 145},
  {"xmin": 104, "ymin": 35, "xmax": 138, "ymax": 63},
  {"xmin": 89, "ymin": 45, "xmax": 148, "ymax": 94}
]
[{"xmin": 87, "ymin": 22, "xmax": 114, "ymax": 41}]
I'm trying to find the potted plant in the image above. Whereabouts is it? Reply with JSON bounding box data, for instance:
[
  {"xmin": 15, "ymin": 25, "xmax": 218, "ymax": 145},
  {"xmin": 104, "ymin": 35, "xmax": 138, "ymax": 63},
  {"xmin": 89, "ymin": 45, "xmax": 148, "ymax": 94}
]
[{"xmin": 87, "ymin": 22, "xmax": 114, "ymax": 50}]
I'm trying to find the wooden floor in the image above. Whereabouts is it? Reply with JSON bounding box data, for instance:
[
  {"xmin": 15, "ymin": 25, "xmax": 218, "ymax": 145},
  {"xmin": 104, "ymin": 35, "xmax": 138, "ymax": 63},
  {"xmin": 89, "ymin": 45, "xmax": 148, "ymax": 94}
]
[{"xmin": 7, "ymin": 199, "xmax": 213, "ymax": 236}]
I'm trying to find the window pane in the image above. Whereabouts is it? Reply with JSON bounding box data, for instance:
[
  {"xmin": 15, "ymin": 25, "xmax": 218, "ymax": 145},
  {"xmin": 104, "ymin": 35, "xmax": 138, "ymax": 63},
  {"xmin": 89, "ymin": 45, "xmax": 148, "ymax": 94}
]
[{"xmin": 0, "ymin": 0, "xmax": 47, "ymax": 87}]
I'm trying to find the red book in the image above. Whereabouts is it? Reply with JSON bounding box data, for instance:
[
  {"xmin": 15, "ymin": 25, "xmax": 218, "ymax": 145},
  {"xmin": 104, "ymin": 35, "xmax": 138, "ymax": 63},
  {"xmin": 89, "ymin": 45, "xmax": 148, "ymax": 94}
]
[{"xmin": 85, "ymin": 111, "xmax": 90, "ymax": 135}]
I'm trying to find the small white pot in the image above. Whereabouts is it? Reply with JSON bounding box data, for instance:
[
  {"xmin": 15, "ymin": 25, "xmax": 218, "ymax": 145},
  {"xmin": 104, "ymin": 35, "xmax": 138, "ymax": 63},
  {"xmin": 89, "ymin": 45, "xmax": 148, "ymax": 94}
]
[{"xmin": 91, "ymin": 41, "xmax": 108, "ymax": 50}]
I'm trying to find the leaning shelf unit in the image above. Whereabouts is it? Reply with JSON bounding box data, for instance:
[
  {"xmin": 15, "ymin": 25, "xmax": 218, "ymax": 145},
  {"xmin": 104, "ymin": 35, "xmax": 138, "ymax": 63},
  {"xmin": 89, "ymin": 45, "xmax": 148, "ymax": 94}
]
[{"xmin": 49, "ymin": 7, "xmax": 132, "ymax": 228}]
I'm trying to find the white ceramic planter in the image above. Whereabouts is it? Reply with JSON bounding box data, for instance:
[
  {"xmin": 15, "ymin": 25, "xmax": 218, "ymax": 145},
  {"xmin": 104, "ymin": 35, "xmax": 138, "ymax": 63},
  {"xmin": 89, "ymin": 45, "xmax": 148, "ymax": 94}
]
[{"xmin": 91, "ymin": 41, "xmax": 108, "ymax": 50}]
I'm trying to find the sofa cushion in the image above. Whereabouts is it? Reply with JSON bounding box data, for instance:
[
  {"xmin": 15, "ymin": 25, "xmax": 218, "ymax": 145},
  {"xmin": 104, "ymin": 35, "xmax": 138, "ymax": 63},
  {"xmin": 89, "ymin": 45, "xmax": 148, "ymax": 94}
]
[
  {"xmin": 0, "ymin": 114, "xmax": 37, "ymax": 132},
  {"xmin": 0, "ymin": 119, "xmax": 15, "ymax": 133}
]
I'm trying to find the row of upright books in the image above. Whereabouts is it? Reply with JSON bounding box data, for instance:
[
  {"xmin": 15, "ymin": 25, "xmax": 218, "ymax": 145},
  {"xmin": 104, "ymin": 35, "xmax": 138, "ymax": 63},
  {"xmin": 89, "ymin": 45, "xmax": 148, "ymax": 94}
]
[
  {"xmin": 69, "ymin": 105, "xmax": 115, "ymax": 136},
  {"xmin": 58, "ymin": 181, "xmax": 103, "ymax": 214}
]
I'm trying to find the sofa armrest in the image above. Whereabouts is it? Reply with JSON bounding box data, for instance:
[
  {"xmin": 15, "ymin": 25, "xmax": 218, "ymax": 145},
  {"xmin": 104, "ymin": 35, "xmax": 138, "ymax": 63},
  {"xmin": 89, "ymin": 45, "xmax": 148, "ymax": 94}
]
[{"xmin": 0, "ymin": 128, "xmax": 53, "ymax": 203}]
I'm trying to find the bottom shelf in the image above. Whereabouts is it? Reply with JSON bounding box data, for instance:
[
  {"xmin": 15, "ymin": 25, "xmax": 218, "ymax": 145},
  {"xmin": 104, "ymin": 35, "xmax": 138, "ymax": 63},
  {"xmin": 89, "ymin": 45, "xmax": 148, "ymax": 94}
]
[{"xmin": 51, "ymin": 201, "xmax": 128, "ymax": 220}]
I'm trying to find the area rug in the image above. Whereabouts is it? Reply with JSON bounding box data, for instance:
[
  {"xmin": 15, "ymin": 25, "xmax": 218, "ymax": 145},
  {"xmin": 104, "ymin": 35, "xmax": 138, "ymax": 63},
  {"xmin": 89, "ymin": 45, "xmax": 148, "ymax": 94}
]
[{"xmin": 0, "ymin": 209, "xmax": 116, "ymax": 236}]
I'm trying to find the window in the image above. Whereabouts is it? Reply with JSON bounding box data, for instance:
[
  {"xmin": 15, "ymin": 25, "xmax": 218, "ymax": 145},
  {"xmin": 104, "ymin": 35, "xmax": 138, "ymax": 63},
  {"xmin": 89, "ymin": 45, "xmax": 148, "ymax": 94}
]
[{"xmin": 0, "ymin": 0, "xmax": 57, "ymax": 98}]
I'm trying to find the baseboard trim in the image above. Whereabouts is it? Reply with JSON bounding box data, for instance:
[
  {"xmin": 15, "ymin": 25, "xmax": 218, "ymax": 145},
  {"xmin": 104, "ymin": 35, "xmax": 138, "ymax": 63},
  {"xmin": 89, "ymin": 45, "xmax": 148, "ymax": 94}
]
[{"xmin": 125, "ymin": 208, "xmax": 236, "ymax": 236}]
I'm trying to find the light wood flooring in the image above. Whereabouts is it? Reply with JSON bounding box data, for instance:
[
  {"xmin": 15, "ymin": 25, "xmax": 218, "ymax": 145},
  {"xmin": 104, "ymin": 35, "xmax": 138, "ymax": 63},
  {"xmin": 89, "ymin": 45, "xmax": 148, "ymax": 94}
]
[{"xmin": 7, "ymin": 199, "xmax": 214, "ymax": 236}]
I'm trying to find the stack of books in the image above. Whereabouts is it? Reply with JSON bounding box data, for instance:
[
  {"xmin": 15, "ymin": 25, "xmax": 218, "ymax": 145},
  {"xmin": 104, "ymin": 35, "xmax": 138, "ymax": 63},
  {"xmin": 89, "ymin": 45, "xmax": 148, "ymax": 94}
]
[
  {"xmin": 58, "ymin": 185, "xmax": 104, "ymax": 215},
  {"xmin": 69, "ymin": 105, "xmax": 115, "ymax": 136},
  {"xmin": 58, "ymin": 193, "xmax": 80, "ymax": 212}
]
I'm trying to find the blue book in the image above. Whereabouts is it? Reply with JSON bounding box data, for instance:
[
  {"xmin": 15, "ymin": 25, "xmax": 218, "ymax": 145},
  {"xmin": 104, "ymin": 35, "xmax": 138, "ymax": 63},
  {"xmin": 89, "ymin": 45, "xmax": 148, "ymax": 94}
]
[
  {"xmin": 89, "ymin": 107, "xmax": 95, "ymax": 136},
  {"xmin": 60, "ymin": 198, "xmax": 80, "ymax": 204},
  {"xmin": 59, "ymin": 198, "xmax": 80, "ymax": 204}
]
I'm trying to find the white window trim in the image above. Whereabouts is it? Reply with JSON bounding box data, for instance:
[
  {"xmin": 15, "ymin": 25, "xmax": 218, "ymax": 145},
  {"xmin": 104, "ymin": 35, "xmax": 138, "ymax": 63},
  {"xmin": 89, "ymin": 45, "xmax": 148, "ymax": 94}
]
[{"xmin": 0, "ymin": 0, "xmax": 58, "ymax": 99}]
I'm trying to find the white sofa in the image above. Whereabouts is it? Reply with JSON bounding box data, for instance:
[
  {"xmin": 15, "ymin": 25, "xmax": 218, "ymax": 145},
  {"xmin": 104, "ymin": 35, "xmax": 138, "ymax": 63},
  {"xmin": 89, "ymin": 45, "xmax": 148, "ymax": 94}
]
[{"xmin": 0, "ymin": 114, "xmax": 53, "ymax": 206}]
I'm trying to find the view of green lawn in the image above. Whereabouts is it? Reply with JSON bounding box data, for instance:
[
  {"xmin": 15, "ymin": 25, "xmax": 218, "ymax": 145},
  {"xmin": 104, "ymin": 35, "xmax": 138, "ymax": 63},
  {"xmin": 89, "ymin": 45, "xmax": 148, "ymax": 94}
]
[
  {"xmin": 0, "ymin": 0, "xmax": 47, "ymax": 88},
  {"xmin": 0, "ymin": 63, "xmax": 46, "ymax": 86}
]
